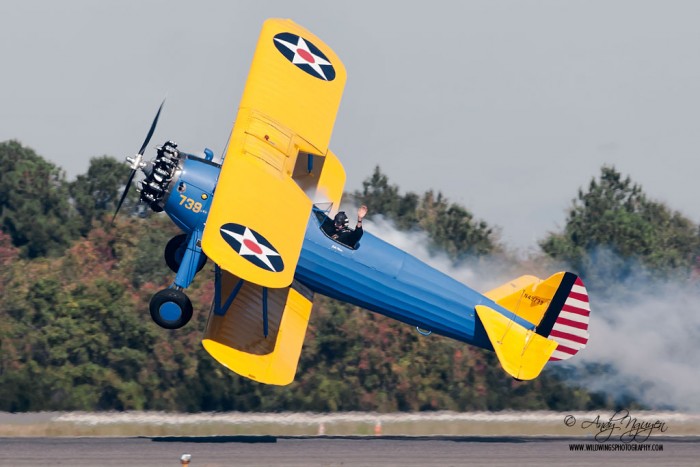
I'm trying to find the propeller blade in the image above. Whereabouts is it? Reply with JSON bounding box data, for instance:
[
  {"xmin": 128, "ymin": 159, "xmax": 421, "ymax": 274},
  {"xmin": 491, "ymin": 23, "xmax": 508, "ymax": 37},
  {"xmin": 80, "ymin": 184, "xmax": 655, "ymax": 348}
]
[
  {"xmin": 112, "ymin": 168, "xmax": 137, "ymax": 223},
  {"xmin": 138, "ymin": 99, "xmax": 165, "ymax": 156},
  {"xmin": 112, "ymin": 99, "xmax": 165, "ymax": 224}
]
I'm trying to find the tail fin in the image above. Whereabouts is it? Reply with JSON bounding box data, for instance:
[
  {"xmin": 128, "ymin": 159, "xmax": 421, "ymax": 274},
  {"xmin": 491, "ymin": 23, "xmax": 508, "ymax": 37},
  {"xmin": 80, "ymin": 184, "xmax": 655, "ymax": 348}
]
[{"xmin": 480, "ymin": 272, "xmax": 590, "ymax": 378}]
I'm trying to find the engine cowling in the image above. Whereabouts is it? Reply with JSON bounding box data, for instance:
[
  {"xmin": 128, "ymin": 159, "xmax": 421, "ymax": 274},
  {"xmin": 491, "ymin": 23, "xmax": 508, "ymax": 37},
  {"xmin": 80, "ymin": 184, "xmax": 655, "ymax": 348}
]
[{"xmin": 139, "ymin": 141, "xmax": 183, "ymax": 212}]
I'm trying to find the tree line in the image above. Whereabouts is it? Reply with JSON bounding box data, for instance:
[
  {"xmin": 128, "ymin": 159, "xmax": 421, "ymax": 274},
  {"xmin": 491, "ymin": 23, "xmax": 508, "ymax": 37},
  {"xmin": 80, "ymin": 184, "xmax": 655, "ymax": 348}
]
[{"xmin": 1, "ymin": 140, "xmax": 698, "ymax": 412}]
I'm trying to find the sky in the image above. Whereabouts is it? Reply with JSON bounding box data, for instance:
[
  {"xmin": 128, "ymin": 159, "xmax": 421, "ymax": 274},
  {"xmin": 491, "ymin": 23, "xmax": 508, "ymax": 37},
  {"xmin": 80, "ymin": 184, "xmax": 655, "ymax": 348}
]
[{"xmin": 2, "ymin": 1, "xmax": 700, "ymax": 251}]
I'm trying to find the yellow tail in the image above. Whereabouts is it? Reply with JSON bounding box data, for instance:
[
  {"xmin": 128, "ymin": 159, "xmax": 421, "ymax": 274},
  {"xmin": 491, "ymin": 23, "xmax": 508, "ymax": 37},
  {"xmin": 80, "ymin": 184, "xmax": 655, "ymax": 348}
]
[{"xmin": 479, "ymin": 272, "xmax": 591, "ymax": 379}]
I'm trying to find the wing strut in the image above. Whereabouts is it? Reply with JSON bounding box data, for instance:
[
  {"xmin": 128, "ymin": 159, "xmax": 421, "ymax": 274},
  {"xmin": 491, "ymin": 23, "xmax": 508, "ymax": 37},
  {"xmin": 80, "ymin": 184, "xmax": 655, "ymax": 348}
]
[
  {"xmin": 214, "ymin": 266, "xmax": 272, "ymax": 337},
  {"xmin": 214, "ymin": 265, "xmax": 244, "ymax": 316},
  {"xmin": 262, "ymin": 287, "xmax": 269, "ymax": 337}
]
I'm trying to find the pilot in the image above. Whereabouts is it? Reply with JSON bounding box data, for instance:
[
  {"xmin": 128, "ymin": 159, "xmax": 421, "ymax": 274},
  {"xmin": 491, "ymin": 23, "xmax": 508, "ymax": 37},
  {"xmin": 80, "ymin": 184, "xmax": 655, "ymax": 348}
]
[{"xmin": 322, "ymin": 205, "xmax": 367, "ymax": 248}]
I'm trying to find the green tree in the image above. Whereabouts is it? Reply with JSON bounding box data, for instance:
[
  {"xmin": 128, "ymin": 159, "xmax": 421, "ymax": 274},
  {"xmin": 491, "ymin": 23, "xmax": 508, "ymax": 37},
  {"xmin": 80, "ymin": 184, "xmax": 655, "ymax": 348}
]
[
  {"xmin": 69, "ymin": 156, "xmax": 133, "ymax": 235},
  {"xmin": 540, "ymin": 166, "xmax": 700, "ymax": 290},
  {"xmin": 353, "ymin": 166, "xmax": 420, "ymax": 230},
  {"xmin": 353, "ymin": 166, "xmax": 500, "ymax": 258},
  {"xmin": 416, "ymin": 190, "xmax": 497, "ymax": 257},
  {"xmin": 0, "ymin": 140, "xmax": 77, "ymax": 257}
]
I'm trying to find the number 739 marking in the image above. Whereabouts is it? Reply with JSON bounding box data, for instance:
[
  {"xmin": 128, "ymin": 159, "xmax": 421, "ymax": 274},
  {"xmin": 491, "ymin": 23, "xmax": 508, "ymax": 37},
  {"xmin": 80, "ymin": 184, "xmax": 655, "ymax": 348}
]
[{"xmin": 179, "ymin": 195, "xmax": 203, "ymax": 213}]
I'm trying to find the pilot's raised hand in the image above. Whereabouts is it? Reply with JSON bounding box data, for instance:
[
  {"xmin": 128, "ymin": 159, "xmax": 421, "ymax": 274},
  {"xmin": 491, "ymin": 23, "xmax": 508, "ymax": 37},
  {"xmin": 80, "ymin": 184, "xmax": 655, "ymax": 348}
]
[{"xmin": 357, "ymin": 205, "xmax": 368, "ymax": 222}]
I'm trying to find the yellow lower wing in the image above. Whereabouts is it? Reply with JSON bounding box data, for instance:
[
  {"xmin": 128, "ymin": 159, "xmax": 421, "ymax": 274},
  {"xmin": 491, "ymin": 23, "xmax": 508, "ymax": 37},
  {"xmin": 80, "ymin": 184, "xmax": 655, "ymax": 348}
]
[
  {"xmin": 202, "ymin": 270, "xmax": 313, "ymax": 385},
  {"xmin": 476, "ymin": 305, "xmax": 558, "ymax": 380}
]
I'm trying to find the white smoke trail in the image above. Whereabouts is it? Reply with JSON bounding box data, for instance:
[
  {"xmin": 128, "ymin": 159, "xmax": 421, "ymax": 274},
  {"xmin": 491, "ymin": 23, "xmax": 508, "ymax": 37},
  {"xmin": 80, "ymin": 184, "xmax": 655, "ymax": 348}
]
[
  {"xmin": 361, "ymin": 215, "xmax": 700, "ymax": 411},
  {"xmin": 361, "ymin": 214, "xmax": 520, "ymax": 292},
  {"xmin": 568, "ymin": 277, "xmax": 700, "ymax": 411}
]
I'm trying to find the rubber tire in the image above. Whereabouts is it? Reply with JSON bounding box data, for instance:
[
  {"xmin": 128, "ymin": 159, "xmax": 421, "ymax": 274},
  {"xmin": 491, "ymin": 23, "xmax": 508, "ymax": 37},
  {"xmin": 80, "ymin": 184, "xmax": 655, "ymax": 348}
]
[
  {"xmin": 164, "ymin": 234, "xmax": 207, "ymax": 273},
  {"xmin": 149, "ymin": 289, "xmax": 193, "ymax": 330}
]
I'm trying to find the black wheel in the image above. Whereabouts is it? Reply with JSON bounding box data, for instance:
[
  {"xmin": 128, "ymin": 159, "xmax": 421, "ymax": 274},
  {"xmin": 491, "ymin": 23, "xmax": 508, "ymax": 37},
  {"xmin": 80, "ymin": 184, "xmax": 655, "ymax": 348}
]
[
  {"xmin": 164, "ymin": 234, "xmax": 207, "ymax": 273},
  {"xmin": 149, "ymin": 288, "xmax": 193, "ymax": 329}
]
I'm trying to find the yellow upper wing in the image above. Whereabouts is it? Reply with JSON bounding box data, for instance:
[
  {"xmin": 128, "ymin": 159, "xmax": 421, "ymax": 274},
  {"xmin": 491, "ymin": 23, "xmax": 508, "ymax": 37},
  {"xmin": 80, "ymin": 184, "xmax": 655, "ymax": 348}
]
[{"xmin": 202, "ymin": 19, "xmax": 347, "ymax": 288}]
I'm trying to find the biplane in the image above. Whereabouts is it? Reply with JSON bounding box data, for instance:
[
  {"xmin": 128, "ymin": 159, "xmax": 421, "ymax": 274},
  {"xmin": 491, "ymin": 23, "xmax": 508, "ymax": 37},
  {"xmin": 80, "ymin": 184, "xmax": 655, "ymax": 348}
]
[{"xmin": 114, "ymin": 19, "xmax": 591, "ymax": 385}]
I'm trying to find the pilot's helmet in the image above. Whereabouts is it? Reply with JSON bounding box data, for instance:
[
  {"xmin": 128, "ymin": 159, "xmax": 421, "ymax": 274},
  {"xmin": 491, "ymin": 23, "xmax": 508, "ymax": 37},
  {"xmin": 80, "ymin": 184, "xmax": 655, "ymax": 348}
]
[{"xmin": 334, "ymin": 211, "xmax": 349, "ymax": 228}]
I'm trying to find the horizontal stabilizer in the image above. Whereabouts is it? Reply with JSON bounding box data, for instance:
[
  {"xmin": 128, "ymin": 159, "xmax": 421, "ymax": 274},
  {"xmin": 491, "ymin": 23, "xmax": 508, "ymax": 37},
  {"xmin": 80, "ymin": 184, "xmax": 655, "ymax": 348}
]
[{"xmin": 476, "ymin": 305, "xmax": 558, "ymax": 380}]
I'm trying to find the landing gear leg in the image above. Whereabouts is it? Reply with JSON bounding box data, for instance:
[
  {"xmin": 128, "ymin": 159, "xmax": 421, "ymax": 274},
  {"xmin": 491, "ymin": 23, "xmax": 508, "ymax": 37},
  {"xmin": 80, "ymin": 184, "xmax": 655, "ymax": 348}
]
[
  {"xmin": 150, "ymin": 229, "xmax": 205, "ymax": 330},
  {"xmin": 164, "ymin": 233, "xmax": 207, "ymax": 273}
]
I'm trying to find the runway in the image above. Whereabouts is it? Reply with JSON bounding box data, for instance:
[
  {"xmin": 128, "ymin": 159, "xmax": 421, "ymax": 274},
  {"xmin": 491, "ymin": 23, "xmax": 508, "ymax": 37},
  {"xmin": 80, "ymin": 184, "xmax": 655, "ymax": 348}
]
[{"xmin": 1, "ymin": 436, "xmax": 698, "ymax": 467}]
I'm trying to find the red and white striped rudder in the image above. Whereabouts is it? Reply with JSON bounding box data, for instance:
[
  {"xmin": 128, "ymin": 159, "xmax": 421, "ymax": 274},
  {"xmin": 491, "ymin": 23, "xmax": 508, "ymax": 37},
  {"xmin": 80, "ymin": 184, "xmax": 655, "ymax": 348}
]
[{"xmin": 548, "ymin": 276, "xmax": 590, "ymax": 361}]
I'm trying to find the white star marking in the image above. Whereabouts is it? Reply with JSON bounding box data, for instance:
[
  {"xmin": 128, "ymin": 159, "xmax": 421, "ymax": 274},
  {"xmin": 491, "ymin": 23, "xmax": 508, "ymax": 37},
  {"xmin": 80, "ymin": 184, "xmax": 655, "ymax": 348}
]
[
  {"xmin": 221, "ymin": 227, "xmax": 281, "ymax": 272},
  {"xmin": 274, "ymin": 36, "xmax": 332, "ymax": 80}
]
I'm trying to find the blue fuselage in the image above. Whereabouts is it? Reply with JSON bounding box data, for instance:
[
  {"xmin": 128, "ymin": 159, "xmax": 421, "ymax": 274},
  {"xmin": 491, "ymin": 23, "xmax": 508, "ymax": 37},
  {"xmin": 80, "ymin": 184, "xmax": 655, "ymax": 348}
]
[
  {"xmin": 168, "ymin": 155, "xmax": 534, "ymax": 351},
  {"xmin": 297, "ymin": 212, "xmax": 501, "ymax": 350}
]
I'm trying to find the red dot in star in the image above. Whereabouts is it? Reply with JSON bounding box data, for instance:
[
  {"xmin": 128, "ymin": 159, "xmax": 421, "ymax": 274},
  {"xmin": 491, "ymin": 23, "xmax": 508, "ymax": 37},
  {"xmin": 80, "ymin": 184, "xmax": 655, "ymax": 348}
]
[
  {"xmin": 243, "ymin": 239, "xmax": 263, "ymax": 255},
  {"xmin": 296, "ymin": 48, "xmax": 315, "ymax": 64}
]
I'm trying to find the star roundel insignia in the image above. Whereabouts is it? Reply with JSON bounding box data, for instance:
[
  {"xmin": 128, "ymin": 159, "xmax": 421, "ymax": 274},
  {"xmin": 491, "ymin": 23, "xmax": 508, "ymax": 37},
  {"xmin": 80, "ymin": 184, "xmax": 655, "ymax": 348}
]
[
  {"xmin": 220, "ymin": 223, "xmax": 285, "ymax": 272},
  {"xmin": 273, "ymin": 32, "xmax": 336, "ymax": 81}
]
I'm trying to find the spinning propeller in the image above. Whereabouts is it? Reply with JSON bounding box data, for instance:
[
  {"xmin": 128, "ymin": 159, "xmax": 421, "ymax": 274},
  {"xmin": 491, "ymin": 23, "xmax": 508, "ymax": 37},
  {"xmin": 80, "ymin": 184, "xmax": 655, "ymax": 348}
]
[{"xmin": 112, "ymin": 100, "xmax": 165, "ymax": 222}]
